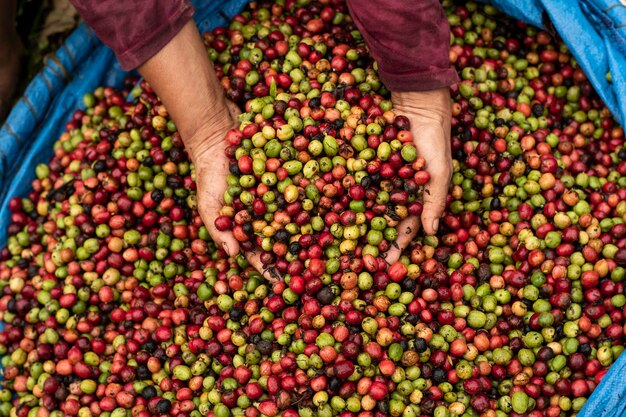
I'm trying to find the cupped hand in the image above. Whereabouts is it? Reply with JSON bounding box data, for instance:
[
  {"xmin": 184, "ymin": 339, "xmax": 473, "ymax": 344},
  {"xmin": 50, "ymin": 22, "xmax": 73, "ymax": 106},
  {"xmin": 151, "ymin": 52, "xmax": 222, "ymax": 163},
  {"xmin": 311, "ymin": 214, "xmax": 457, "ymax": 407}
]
[
  {"xmin": 383, "ymin": 88, "xmax": 453, "ymax": 264},
  {"xmin": 188, "ymin": 102, "xmax": 282, "ymax": 283}
]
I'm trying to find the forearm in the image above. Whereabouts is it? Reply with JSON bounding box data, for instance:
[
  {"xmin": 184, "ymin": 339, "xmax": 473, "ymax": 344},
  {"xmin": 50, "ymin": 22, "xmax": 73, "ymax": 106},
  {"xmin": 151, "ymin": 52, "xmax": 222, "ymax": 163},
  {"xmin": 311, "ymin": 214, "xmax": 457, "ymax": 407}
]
[
  {"xmin": 137, "ymin": 20, "xmax": 231, "ymax": 154},
  {"xmin": 71, "ymin": 0, "xmax": 228, "ymax": 153},
  {"xmin": 345, "ymin": 0, "xmax": 458, "ymax": 91}
]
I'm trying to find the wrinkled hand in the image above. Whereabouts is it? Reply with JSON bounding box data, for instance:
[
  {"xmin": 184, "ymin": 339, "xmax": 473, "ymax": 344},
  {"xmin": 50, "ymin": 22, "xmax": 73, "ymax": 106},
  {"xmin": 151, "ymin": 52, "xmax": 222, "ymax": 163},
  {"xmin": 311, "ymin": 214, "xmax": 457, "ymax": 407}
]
[
  {"xmin": 384, "ymin": 88, "xmax": 453, "ymax": 264},
  {"xmin": 134, "ymin": 20, "xmax": 281, "ymax": 282},
  {"xmin": 189, "ymin": 102, "xmax": 281, "ymax": 283}
]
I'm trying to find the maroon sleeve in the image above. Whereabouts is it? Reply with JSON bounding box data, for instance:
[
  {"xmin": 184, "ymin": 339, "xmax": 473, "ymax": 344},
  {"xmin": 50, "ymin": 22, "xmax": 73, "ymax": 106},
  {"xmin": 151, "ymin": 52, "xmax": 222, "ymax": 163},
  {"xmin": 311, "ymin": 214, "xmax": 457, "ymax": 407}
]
[
  {"xmin": 345, "ymin": 0, "xmax": 459, "ymax": 92},
  {"xmin": 69, "ymin": 0, "xmax": 195, "ymax": 70}
]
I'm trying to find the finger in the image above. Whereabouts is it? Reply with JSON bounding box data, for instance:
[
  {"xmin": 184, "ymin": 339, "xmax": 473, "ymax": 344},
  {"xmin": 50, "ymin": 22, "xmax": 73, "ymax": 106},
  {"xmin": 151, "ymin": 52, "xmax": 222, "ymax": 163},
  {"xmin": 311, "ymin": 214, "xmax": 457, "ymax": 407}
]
[
  {"xmin": 421, "ymin": 169, "xmax": 449, "ymax": 235},
  {"xmin": 202, "ymin": 209, "xmax": 240, "ymax": 257},
  {"xmin": 211, "ymin": 227, "xmax": 240, "ymax": 258},
  {"xmin": 244, "ymin": 249, "xmax": 282, "ymax": 284},
  {"xmin": 404, "ymin": 120, "xmax": 450, "ymax": 236},
  {"xmin": 384, "ymin": 216, "xmax": 420, "ymax": 265}
]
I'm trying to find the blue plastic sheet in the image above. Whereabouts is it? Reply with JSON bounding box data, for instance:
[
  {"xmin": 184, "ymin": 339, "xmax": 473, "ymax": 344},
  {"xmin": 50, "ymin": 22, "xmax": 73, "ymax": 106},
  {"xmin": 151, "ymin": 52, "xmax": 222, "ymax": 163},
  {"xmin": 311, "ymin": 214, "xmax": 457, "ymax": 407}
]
[
  {"xmin": 478, "ymin": 0, "xmax": 626, "ymax": 412},
  {"xmin": 480, "ymin": 0, "xmax": 626, "ymax": 127},
  {"xmin": 0, "ymin": 0, "xmax": 625, "ymax": 413}
]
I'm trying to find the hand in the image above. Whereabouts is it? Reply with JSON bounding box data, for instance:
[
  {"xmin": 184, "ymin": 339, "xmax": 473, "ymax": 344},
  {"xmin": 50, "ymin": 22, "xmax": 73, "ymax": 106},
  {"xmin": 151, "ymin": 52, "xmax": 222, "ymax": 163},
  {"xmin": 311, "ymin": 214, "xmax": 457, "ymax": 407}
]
[
  {"xmin": 188, "ymin": 103, "xmax": 282, "ymax": 283},
  {"xmin": 135, "ymin": 21, "xmax": 281, "ymax": 282},
  {"xmin": 383, "ymin": 88, "xmax": 453, "ymax": 264}
]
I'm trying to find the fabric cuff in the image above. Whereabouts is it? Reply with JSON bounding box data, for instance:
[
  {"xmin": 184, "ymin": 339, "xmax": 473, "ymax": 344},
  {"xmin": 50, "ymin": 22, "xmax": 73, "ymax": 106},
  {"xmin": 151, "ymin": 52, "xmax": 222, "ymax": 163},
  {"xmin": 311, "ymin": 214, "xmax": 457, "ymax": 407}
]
[
  {"xmin": 379, "ymin": 67, "xmax": 460, "ymax": 92},
  {"xmin": 116, "ymin": 3, "xmax": 195, "ymax": 70}
]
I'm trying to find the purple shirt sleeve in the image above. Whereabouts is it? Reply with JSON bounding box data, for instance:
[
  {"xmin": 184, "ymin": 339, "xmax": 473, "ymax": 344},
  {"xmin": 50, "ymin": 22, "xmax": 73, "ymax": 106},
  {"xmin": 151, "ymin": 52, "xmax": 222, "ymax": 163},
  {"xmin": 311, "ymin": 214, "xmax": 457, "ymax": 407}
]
[
  {"xmin": 69, "ymin": 0, "xmax": 195, "ymax": 70},
  {"xmin": 345, "ymin": 0, "xmax": 459, "ymax": 92},
  {"xmin": 71, "ymin": 0, "xmax": 457, "ymax": 89}
]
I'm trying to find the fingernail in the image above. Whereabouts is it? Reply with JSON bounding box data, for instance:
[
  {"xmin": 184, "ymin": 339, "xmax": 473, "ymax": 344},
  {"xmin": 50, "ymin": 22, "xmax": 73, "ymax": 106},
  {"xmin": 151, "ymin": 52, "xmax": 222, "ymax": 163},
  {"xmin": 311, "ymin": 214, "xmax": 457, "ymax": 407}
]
[
  {"xmin": 222, "ymin": 242, "xmax": 232, "ymax": 256},
  {"xmin": 431, "ymin": 219, "xmax": 439, "ymax": 233}
]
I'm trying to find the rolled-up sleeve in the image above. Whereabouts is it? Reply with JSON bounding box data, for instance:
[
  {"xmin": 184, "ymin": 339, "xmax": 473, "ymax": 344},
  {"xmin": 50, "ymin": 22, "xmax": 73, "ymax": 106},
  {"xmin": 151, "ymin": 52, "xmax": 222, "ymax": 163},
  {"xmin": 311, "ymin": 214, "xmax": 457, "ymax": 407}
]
[
  {"xmin": 345, "ymin": 0, "xmax": 459, "ymax": 92},
  {"xmin": 70, "ymin": 0, "xmax": 195, "ymax": 70}
]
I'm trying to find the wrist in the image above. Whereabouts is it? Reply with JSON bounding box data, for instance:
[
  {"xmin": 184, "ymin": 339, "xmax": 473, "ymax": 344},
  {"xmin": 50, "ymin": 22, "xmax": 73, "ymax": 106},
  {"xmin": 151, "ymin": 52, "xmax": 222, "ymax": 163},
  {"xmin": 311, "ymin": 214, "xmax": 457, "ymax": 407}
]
[
  {"xmin": 391, "ymin": 88, "xmax": 450, "ymax": 108},
  {"xmin": 391, "ymin": 88, "xmax": 451, "ymax": 123},
  {"xmin": 183, "ymin": 109, "xmax": 233, "ymax": 161}
]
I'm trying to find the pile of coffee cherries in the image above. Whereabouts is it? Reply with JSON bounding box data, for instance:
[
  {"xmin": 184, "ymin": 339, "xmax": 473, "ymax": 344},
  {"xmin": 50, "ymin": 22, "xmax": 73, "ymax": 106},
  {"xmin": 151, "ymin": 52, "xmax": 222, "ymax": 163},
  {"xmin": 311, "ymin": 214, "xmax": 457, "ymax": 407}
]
[{"xmin": 0, "ymin": 1, "xmax": 624, "ymax": 417}]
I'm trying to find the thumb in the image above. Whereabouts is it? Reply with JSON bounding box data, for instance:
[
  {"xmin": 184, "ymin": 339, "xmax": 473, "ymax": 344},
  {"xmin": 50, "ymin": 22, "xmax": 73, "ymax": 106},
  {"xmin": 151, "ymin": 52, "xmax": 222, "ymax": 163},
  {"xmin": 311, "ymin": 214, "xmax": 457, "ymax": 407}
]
[
  {"xmin": 198, "ymin": 197, "xmax": 240, "ymax": 257},
  {"xmin": 205, "ymin": 217, "xmax": 240, "ymax": 257}
]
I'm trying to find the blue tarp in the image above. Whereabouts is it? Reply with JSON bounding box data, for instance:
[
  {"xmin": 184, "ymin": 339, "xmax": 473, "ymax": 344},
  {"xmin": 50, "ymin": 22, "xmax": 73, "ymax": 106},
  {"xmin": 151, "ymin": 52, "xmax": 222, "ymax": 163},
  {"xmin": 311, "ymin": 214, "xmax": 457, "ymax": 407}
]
[
  {"xmin": 481, "ymin": 0, "xmax": 626, "ymax": 129},
  {"xmin": 478, "ymin": 0, "xmax": 626, "ymax": 412},
  {"xmin": 0, "ymin": 0, "xmax": 625, "ymax": 414}
]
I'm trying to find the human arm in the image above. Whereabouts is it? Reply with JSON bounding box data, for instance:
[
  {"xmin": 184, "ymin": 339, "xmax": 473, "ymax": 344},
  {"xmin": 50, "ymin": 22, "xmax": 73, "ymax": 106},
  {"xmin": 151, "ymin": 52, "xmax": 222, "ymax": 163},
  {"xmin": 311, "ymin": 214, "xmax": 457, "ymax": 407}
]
[
  {"xmin": 70, "ymin": 1, "xmax": 274, "ymax": 278},
  {"xmin": 345, "ymin": 0, "xmax": 458, "ymax": 261}
]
